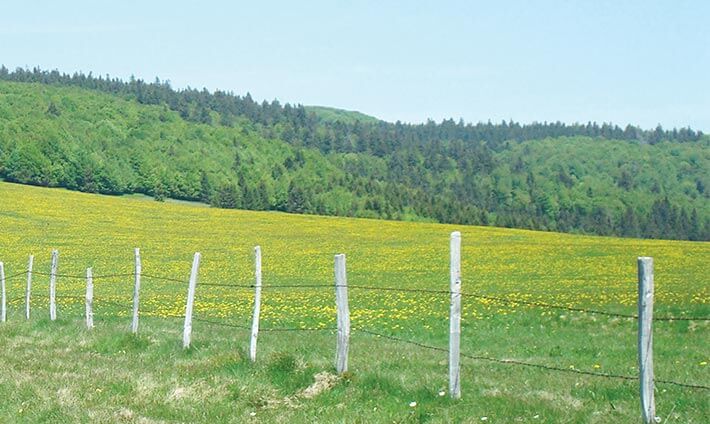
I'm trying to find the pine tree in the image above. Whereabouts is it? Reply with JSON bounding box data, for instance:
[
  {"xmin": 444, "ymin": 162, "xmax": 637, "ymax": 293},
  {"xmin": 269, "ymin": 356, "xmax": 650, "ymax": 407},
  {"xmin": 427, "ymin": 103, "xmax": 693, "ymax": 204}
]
[
  {"xmin": 199, "ymin": 171, "xmax": 212, "ymax": 203},
  {"xmin": 619, "ymin": 206, "xmax": 639, "ymax": 237}
]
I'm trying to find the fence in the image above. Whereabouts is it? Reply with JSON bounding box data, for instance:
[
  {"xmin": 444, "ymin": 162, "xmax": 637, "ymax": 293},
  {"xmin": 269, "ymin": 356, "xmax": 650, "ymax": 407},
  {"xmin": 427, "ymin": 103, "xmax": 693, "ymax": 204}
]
[{"xmin": 0, "ymin": 233, "xmax": 708, "ymax": 423}]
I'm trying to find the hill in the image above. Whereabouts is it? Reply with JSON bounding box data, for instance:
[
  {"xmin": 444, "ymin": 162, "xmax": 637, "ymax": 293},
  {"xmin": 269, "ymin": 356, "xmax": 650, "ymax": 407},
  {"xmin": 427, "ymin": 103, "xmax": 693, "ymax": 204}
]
[
  {"xmin": 304, "ymin": 106, "xmax": 380, "ymax": 124},
  {"xmin": 0, "ymin": 182, "xmax": 707, "ymax": 422},
  {"xmin": 0, "ymin": 68, "xmax": 709, "ymax": 240}
]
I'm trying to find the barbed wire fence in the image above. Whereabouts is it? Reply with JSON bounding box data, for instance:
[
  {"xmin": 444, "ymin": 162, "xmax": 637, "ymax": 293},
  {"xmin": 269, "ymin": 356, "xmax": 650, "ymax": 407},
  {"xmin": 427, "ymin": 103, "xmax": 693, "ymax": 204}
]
[{"xmin": 1, "ymin": 235, "xmax": 709, "ymax": 424}]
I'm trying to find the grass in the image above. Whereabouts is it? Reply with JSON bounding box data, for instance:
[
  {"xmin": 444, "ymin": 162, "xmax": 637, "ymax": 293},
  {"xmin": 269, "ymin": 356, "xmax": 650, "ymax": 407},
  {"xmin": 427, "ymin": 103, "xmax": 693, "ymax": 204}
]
[{"xmin": 0, "ymin": 181, "xmax": 708, "ymax": 423}]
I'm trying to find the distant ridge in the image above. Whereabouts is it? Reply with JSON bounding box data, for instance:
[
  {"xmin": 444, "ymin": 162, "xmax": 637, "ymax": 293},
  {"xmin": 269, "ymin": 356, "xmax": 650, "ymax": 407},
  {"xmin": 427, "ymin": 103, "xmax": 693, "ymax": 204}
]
[{"xmin": 304, "ymin": 106, "xmax": 380, "ymax": 125}]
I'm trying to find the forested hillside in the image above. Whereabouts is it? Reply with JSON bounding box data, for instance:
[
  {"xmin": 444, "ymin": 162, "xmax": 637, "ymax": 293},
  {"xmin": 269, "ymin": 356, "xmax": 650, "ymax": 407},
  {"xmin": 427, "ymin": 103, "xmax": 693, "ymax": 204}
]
[
  {"xmin": 304, "ymin": 106, "xmax": 380, "ymax": 125},
  {"xmin": 0, "ymin": 67, "xmax": 708, "ymax": 240}
]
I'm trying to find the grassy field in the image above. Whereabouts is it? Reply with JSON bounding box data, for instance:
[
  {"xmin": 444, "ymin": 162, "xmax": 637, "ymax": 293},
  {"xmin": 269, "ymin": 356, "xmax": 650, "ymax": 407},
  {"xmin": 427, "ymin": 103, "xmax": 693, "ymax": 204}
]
[{"xmin": 0, "ymin": 181, "xmax": 707, "ymax": 423}]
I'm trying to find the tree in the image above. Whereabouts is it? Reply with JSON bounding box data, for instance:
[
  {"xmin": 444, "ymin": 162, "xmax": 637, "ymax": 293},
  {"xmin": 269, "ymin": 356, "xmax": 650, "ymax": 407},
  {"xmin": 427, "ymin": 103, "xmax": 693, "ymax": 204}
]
[
  {"xmin": 214, "ymin": 182, "xmax": 241, "ymax": 209},
  {"xmin": 254, "ymin": 181, "xmax": 270, "ymax": 210},
  {"xmin": 46, "ymin": 101, "xmax": 61, "ymax": 117},
  {"xmin": 619, "ymin": 206, "xmax": 639, "ymax": 238},
  {"xmin": 197, "ymin": 106, "xmax": 212, "ymax": 125},
  {"xmin": 199, "ymin": 171, "xmax": 213, "ymax": 203},
  {"xmin": 152, "ymin": 181, "xmax": 166, "ymax": 201},
  {"xmin": 617, "ymin": 170, "xmax": 633, "ymax": 190},
  {"xmin": 4, "ymin": 145, "xmax": 52, "ymax": 185},
  {"xmin": 689, "ymin": 209, "xmax": 701, "ymax": 241},
  {"xmin": 287, "ymin": 181, "xmax": 310, "ymax": 213}
]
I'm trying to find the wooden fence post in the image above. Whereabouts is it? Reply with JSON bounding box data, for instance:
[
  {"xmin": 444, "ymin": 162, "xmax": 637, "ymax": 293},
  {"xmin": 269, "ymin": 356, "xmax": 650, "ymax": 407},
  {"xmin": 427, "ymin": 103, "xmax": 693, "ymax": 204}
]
[
  {"xmin": 0, "ymin": 262, "xmax": 6, "ymax": 323},
  {"xmin": 334, "ymin": 254, "xmax": 350, "ymax": 374},
  {"xmin": 249, "ymin": 246, "xmax": 262, "ymax": 362},
  {"xmin": 638, "ymin": 257, "xmax": 656, "ymax": 424},
  {"xmin": 183, "ymin": 252, "xmax": 201, "ymax": 349},
  {"xmin": 86, "ymin": 268, "xmax": 94, "ymax": 329},
  {"xmin": 49, "ymin": 249, "xmax": 58, "ymax": 321},
  {"xmin": 449, "ymin": 231, "xmax": 462, "ymax": 399},
  {"xmin": 26, "ymin": 255, "xmax": 33, "ymax": 320},
  {"xmin": 131, "ymin": 248, "xmax": 142, "ymax": 334}
]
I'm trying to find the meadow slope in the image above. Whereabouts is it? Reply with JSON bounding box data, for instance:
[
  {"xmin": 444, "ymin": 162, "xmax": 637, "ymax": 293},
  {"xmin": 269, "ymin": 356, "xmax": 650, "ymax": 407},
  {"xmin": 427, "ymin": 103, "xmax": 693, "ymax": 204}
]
[{"xmin": 0, "ymin": 182, "xmax": 707, "ymax": 423}]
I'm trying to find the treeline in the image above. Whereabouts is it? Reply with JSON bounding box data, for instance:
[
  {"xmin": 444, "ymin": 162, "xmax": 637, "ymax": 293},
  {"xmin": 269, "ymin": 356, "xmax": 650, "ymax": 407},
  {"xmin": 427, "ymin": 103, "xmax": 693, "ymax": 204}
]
[
  {"xmin": 0, "ymin": 66, "xmax": 704, "ymax": 149},
  {"xmin": 0, "ymin": 68, "xmax": 708, "ymax": 241}
]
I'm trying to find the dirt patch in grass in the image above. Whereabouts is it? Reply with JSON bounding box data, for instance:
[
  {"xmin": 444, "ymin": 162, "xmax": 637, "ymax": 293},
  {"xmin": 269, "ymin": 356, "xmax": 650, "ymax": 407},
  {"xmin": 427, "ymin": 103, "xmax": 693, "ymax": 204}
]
[{"xmin": 299, "ymin": 372, "xmax": 341, "ymax": 399}]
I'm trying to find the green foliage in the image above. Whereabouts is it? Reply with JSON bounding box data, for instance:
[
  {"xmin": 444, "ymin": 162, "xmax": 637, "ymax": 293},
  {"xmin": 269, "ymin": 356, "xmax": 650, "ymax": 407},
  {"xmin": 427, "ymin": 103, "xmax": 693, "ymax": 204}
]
[
  {"xmin": 304, "ymin": 106, "xmax": 380, "ymax": 125},
  {"xmin": 4, "ymin": 143, "xmax": 53, "ymax": 184},
  {"xmin": 0, "ymin": 74, "xmax": 708, "ymax": 240}
]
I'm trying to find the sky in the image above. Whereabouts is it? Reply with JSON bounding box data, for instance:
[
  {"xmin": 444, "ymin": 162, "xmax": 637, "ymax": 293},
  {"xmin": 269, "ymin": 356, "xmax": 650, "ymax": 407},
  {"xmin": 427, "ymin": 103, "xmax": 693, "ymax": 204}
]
[{"xmin": 1, "ymin": 0, "xmax": 708, "ymax": 130}]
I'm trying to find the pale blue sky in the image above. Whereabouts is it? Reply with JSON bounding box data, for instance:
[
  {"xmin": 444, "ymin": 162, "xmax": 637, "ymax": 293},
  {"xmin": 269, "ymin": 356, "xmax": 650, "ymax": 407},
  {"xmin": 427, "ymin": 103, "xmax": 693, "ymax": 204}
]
[{"xmin": 1, "ymin": 1, "xmax": 708, "ymax": 130}]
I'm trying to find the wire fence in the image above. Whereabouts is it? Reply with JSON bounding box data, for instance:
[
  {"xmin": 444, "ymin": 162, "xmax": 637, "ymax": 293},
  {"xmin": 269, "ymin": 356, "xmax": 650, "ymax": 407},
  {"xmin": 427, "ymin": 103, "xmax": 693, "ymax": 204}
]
[
  {"xmin": 191, "ymin": 316, "xmax": 336, "ymax": 332},
  {"xmin": 4, "ymin": 269, "xmax": 710, "ymax": 323},
  {"xmin": 5, "ymin": 271, "xmax": 710, "ymax": 322},
  {"xmin": 9, "ymin": 268, "xmax": 708, "ymax": 320},
  {"xmin": 1, "ymin": 266, "xmax": 708, "ymax": 394}
]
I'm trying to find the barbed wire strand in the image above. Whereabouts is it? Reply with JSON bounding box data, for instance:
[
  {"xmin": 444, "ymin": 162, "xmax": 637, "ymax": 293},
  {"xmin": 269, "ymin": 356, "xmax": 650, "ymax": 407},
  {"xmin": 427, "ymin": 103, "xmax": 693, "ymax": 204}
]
[
  {"xmin": 262, "ymin": 326, "xmax": 336, "ymax": 332},
  {"xmin": 354, "ymin": 328, "xmax": 710, "ymax": 391},
  {"xmin": 140, "ymin": 273, "xmax": 188, "ymax": 284},
  {"xmin": 141, "ymin": 310, "xmax": 184, "ymax": 319},
  {"xmin": 6, "ymin": 271, "xmax": 709, "ymax": 321},
  {"xmin": 94, "ymin": 298, "xmax": 130, "ymax": 309},
  {"xmin": 199, "ymin": 282, "xmax": 253, "ymax": 288},
  {"xmin": 652, "ymin": 316, "xmax": 710, "ymax": 322},
  {"xmin": 345, "ymin": 285, "xmax": 639, "ymax": 319},
  {"xmin": 347, "ymin": 285, "xmax": 710, "ymax": 321},
  {"xmin": 252, "ymin": 284, "xmax": 332, "ymax": 290},
  {"xmin": 31, "ymin": 271, "xmax": 135, "ymax": 280},
  {"xmin": 192, "ymin": 317, "xmax": 250, "ymax": 329},
  {"xmin": 30, "ymin": 271, "xmax": 86, "ymax": 279},
  {"xmin": 2, "ymin": 271, "xmax": 32, "ymax": 280},
  {"xmin": 248, "ymin": 282, "xmax": 708, "ymax": 321},
  {"xmin": 192, "ymin": 316, "xmax": 335, "ymax": 332},
  {"xmin": 459, "ymin": 291, "xmax": 710, "ymax": 322}
]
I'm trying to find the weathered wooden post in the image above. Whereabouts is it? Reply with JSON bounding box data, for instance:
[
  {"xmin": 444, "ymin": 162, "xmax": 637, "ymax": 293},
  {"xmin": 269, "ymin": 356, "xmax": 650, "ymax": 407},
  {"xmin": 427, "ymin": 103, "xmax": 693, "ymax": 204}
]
[
  {"xmin": 26, "ymin": 255, "xmax": 33, "ymax": 320},
  {"xmin": 638, "ymin": 257, "xmax": 656, "ymax": 424},
  {"xmin": 249, "ymin": 246, "xmax": 262, "ymax": 362},
  {"xmin": 131, "ymin": 248, "xmax": 142, "ymax": 334},
  {"xmin": 449, "ymin": 231, "xmax": 462, "ymax": 399},
  {"xmin": 183, "ymin": 252, "xmax": 201, "ymax": 349},
  {"xmin": 334, "ymin": 253, "xmax": 350, "ymax": 373},
  {"xmin": 49, "ymin": 250, "xmax": 58, "ymax": 321},
  {"xmin": 85, "ymin": 268, "xmax": 94, "ymax": 329},
  {"xmin": 0, "ymin": 262, "xmax": 6, "ymax": 323}
]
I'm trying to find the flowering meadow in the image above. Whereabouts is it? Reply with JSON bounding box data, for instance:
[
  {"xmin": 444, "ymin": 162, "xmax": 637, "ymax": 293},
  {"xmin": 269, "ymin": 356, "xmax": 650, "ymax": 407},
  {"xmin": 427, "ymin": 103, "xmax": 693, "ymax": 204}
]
[
  {"xmin": 0, "ymin": 181, "xmax": 707, "ymax": 422},
  {"xmin": 1, "ymin": 182, "xmax": 706, "ymax": 326}
]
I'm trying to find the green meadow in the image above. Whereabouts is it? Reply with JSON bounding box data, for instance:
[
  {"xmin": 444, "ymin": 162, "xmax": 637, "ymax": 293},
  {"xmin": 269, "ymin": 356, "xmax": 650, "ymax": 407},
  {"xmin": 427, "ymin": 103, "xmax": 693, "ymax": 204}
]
[{"xmin": 0, "ymin": 182, "xmax": 707, "ymax": 423}]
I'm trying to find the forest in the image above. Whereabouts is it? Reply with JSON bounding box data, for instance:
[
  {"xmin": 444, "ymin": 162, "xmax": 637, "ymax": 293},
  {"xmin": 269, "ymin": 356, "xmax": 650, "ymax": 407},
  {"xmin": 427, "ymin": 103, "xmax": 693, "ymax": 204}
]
[{"xmin": 0, "ymin": 66, "xmax": 708, "ymax": 240}]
